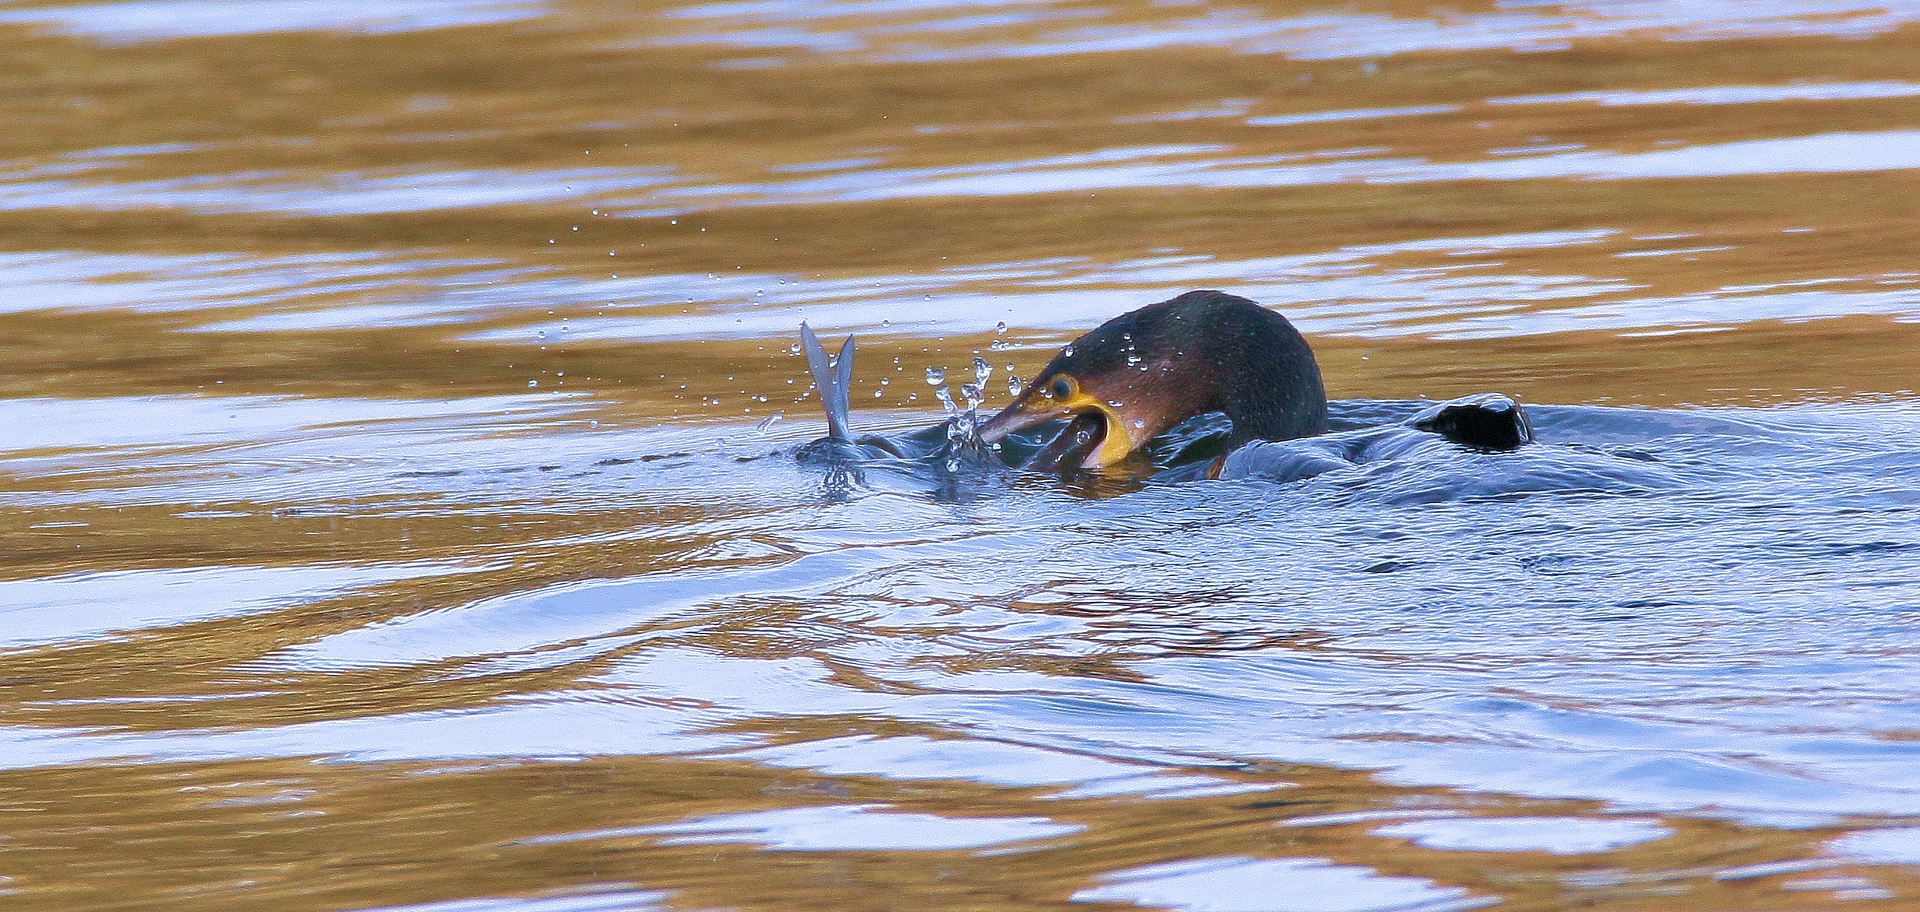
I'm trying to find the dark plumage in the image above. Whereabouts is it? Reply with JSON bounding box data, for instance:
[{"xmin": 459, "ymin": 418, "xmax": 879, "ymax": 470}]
[
  {"xmin": 798, "ymin": 289, "xmax": 1533, "ymax": 482},
  {"xmin": 978, "ymin": 290, "xmax": 1328, "ymax": 468}
]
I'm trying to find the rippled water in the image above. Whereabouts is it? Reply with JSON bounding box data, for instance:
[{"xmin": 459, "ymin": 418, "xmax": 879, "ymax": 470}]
[{"xmin": 4, "ymin": 1, "xmax": 1920, "ymax": 910}]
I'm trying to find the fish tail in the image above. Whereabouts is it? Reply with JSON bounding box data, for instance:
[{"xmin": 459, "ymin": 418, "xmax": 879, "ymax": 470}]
[{"xmin": 799, "ymin": 322, "xmax": 856, "ymax": 442}]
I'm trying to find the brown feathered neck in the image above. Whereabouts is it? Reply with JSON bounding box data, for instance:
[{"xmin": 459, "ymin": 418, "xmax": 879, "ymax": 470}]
[{"xmin": 1024, "ymin": 290, "xmax": 1328, "ymax": 449}]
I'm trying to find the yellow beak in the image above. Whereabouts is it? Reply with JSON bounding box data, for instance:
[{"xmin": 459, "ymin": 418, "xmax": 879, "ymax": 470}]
[{"xmin": 978, "ymin": 389, "xmax": 1139, "ymax": 468}]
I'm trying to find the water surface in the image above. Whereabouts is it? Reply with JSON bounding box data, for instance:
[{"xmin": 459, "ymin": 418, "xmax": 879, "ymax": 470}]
[{"xmin": 3, "ymin": 1, "xmax": 1920, "ymax": 910}]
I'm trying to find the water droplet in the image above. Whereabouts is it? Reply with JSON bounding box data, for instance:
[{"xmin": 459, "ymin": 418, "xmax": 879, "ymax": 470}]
[
  {"xmin": 995, "ymin": 321, "xmax": 1007, "ymax": 334},
  {"xmin": 755, "ymin": 412, "xmax": 783, "ymax": 431},
  {"xmin": 971, "ymin": 357, "xmax": 992, "ymax": 387},
  {"xmin": 528, "ymin": 380, "xmax": 539, "ymax": 388},
  {"xmin": 881, "ymin": 319, "xmax": 890, "ymax": 327},
  {"xmin": 1008, "ymin": 376, "xmax": 1024, "ymax": 396},
  {"xmin": 670, "ymin": 219, "xmax": 677, "ymax": 225},
  {"xmin": 873, "ymin": 389, "xmax": 883, "ymax": 398},
  {"xmin": 556, "ymin": 371, "xmax": 564, "ymax": 377},
  {"xmin": 879, "ymin": 378, "xmax": 890, "ymax": 386},
  {"xmin": 788, "ymin": 343, "xmax": 801, "ymax": 354},
  {"xmin": 1133, "ymin": 419, "xmax": 1146, "ymax": 429},
  {"xmin": 1108, "ymin": 400, "xmax": 1125, "ymax": 407},
  {"xmin": 535, "ymin": 330, "xmax": 546, "ymax": 339},
  {"xmin": 1062, "ymin": 344, "xmax": 1075, "ymax": 357},
  {"xmin": 925, "ymin": 366, "xmax": 945, "ymax": 385},
  {"xmin": 909, "ymin": 392, "xmax": 919, "ymax": 401}
]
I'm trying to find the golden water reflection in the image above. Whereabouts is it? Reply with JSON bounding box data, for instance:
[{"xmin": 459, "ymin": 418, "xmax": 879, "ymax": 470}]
[{"xmin": 2, "ymin": 1, "xmax": 1920, "ymax": 910}]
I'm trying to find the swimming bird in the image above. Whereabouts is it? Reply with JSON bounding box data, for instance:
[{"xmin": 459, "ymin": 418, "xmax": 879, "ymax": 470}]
[
  {"xmin": 798, "ymin": 289, "xmax": 1531, "ymax": 482},
  {"xmin": 977, "ymin": 290, "xmax": 1329, "ymax": 469}
]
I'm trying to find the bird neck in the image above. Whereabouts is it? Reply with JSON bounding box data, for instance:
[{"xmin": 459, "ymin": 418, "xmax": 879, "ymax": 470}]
[{"xmin": 1204, "ymin": 314, "xmax": 1328, "ymax": 446}]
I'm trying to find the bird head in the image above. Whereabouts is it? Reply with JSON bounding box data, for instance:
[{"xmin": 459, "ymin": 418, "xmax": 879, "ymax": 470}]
[{"xmin": 978, "ymin": 291, "xmax": 1328, "ymax": 469}]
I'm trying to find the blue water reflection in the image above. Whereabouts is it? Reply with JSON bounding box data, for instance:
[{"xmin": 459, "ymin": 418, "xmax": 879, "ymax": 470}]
[
  {"xmin": 0, "ymin": 0, "xmax": 547, "ymax": 42},
  {"xmin": 0, "ymin": 564, "xmax": 453, "ymax": 649},
  {"xmin": 1074, "ymin": 856, "xmax": 1485, "ymax": 912},
  {"xmin": 652, "ymin": 0, "xmax": 1920, "ymax": 63},
  {"xmin": 608, "ymin": 803, "xmax": 1080, "ymax": 851},
  {"xmin": 618, "ymin": 131, "xmax": 1920, "ymax": 211},
  {"xmin": 1492, "ymin": 80, "xmax": 1920, "ymax": 107},
  {"xmin": 8, "ymin": 398, "xmax": 1917, "ymax": 829},
  {"xmin": 365, "ymin": 892, "xmax": 669, "ymax": 912},
  {"xmin": 1371, "ymin": 815, "xmax": 1672, "ymax": 854},
  {"xmin": 1831, "ymin": 826, "xmax": 1920, "ymax": 864},
  {"xmin": 0, "ymin": 165, "xmax": 662, "ymax": 215}
]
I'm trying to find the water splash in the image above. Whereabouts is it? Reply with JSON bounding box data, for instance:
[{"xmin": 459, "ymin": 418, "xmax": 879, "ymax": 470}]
[
  {"xmin": 927, "ymin": 358, "xmax": 999, "ymax": 474},
  {"xmin": 968, "ymin": 357, "xmax": 993, "ymax": 401}
]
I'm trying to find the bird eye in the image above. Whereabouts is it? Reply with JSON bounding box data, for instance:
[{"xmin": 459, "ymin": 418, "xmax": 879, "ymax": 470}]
[{"xmin": 1049, "ymin": 377, "xmax": 1075, "ymax": 400}]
